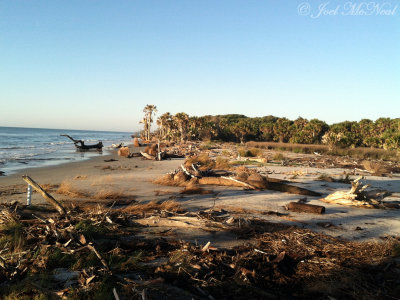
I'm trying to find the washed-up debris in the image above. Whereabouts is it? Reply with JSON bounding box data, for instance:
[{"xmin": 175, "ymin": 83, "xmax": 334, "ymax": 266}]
[
  {"xmin": 60, "ymin": 134, "xmax": 103, "ymax": 151},
  {"xmin": 133, "ymin": 137, "xmax": 141, "ymax": 147},
  {"xmin": 1, "ymin": 176, "xmax": 399, "ymax": 298},
  {"xmin": 139, "ymin": 142, "xmax": 201, "ymax": 161},
  {"xmin": 1, "ymin": 194, "xmax": 400, "ymax": 298},
  {"xmin": 117, "ymin": 146, "xmax": 130, "ymax": 157},
  {"xmin": 154, "ymin": 155, "xmax": 322, "ymax": 196},
  {"xmin": 111, "ymin": 143, "xmax": 123, "ymax": 148},
  {"xmin": 285, "ymin": 202, "xmax": 325, "ymax": 214},
  {"xmin": 321, "ymin": 176, "xmax": 397, "ymax": 208}
]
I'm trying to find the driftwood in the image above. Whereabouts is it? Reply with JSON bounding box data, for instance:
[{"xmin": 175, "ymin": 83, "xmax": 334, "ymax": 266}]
[
  {"xmin": 181, "ymin": 164, "xmax": 196, "ymax": 178},
  {"xmin": 194, "ymin": 173, "xmax": 321, "ymax": 196},
  {"xmin": 286, "ymin": 202, "xmax": 325, "ymax": 214},
  {"xmin": 22, "ymin": 175, "xmax": 66, "ymax": 215},
  {"xmin": 61, "ymin": 134, "xmax": 103, "ymax": 151},
  {"xmin": 321, "ymin": 176, "xmax": 390, "ymax": 208},
  {"xmin": 265, "ymin": 181, "xmax": 322, "ymax": 196},
  {"xmin": 141, "ymin": 151, "xmax": 156, "ymax": 160},
  {"xmin": 199, "ymin": 177, "xmax": 256, "ymax": 189}
]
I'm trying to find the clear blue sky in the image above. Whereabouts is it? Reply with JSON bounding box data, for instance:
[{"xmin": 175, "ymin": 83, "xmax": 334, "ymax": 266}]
[{"xmin": 1, "ymin": 0, "xmax": 399, "ymax": 132}]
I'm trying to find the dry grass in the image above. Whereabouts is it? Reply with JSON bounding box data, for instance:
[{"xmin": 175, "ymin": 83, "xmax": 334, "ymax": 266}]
[
  {"xmin": 56, "ymin": 181, "xmax": 88, "ymax": 198},
  {"xmin": 153, "ymin": 173, "xmax": 188, "ymax": 187},
  {"xmin": 215, "ymin": 157, "xmax": 231, "ymax": 169},
  {"xmin": 121, "ymin": 200, "xmax": 183, "ymax": 214},
  {"xmin": 41, "ymin": 183, "xmax": 59, "ymax": 192},
  {"xmin": 93, "ymin": 189, "xmax": 132, "ymax": 200},
  {"xmin": 221, "ymin": 150, "xmax": 231, "ymax": 156},
  {"xmin": 272, "ymin": 152, "xmax": 285, "ymax": 160},
  {"xmin": 185, "ymin": 154, "xmax": 215, "ymax": 171},
  {"xmin": 246, "ymin": 141, "xmax": 400, "ymax": 161},
  {"xmin": 56, "ymin": 180, "xmax": 132, "ymax": 200},
  {"xmin": 362, "ymin": 160, "xmax": 389, "ymax": 176}
]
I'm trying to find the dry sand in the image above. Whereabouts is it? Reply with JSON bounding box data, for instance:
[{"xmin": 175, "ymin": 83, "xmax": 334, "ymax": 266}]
[{"xmin": 1, "ymin": 147, "xmax": 399, "ymax": 244}]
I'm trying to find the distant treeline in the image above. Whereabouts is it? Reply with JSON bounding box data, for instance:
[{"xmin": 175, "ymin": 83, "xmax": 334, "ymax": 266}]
[{"xmin": 146, "ymin": 108, "xmax": 400, "ymax": 150}]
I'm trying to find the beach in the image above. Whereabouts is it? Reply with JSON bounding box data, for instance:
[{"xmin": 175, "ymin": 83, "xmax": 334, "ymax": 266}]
[
  {"xmin": 1, "ymin": 144, "xmax": 399, "ymax": 244},
  {"xmin": 1, "ymin": 142, "xmax": 399, "ymax": 298}
]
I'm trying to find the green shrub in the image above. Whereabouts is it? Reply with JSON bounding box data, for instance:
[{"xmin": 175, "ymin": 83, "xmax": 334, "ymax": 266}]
[{"xmin": 238, "ymin": 147, "xmax": 262, "ymax": 157}]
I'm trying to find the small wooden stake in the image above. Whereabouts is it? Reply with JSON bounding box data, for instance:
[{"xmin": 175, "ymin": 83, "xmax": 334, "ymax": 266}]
[{"xmin": 22, "ymin": 175, "xmax": 66, "ymax": 215}]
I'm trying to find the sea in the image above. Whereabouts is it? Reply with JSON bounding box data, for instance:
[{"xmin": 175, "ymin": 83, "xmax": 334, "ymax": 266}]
[{"xmin": 0, "ymin": 127, "xmax": 132, "ymax": 176}]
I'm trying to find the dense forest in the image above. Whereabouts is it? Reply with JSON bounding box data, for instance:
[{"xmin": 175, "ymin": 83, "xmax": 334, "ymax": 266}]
[{"xmin": 141, "ymin": 105, "xmax": 400, "ymax": 150}]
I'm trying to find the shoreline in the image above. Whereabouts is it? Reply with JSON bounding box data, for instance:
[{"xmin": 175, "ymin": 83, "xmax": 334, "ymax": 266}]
[
  {"xmin": 0, "ymin": 126, "xmax": 133, "ymax": 177},
  {"xmin": 0, "ymin": 148, "xmax": 114, "ymax": 181}
]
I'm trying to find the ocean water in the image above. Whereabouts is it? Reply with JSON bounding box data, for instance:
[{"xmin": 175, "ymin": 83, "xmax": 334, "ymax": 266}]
[{"xmin": 0, "ymin": 127, "xmax": 132, "ymax": 176}]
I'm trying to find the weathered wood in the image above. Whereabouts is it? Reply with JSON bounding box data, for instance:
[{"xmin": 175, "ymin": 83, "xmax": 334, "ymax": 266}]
[
  {"xmin": 61, "ymin": 134, "xmax": 103, "ymax": 151},
  {"xmin": 265, "ymin": 181, "xmax": 322, "ymax": 196},
  {"xmin": 181, "ymin": 164, "xmax": 195, "ymax": 178},
  {"xmin": 140, "ymin": 151, "xmax": 156, "ymax": 160},
  {"xmin": 321, "ymin": 176, "xmax": 384, "ymax": 208},
  {"xmin": 22, "ymin": 175, "xmax": 66, "ymax": 215},
  {"xmin": 199, "ymin": 176, "xmax": 256, "ymax": 189},
  {"xmin": 286, "ymin": 202, "xmax": 325, "ymax": 214}
]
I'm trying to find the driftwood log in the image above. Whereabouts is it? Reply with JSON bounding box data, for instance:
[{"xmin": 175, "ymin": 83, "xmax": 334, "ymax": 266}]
[
  {"xmin": 265, "ymin": 181, "xmax": 322, "ymax": 196},
  {"xmin": 22, "ymin": 175, "xmax": 66, "ymax": 215},
  {"xmin": 61, "ymin": 134, "xmax": 103, "ymax": 151},
  {"xmin": 199, "ymin": 177, "xmax": 256, "ymax": 189},
  {"xmin": 322, "ymin": 177, "xmax": 370, "ymax": 207},
  {"xmin": 141, "ymin": 151, "xmax": 156, "ymax": 160},
  {"xmin": 286, "ymin": 202, "xmax": 325, "ymax": 214}
]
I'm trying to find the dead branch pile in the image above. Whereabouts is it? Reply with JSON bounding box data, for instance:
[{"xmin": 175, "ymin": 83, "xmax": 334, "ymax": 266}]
[{"xmin": 0, "ymin": 200, "xmax": 399, "ymax": 299}]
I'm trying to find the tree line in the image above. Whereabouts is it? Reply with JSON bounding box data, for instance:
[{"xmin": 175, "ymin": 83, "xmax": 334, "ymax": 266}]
[{"xmin": 141, "ymin": 105, "xmax": 400, "ymax": 150}]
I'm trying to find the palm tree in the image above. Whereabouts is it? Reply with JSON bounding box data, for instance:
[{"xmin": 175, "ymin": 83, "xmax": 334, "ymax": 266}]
[
  {"xmin": 142, "ymin": 105, "xmax": 157, "ymax": 141},
  {"xmin": 173, "ymin": 112, "xmax": 189, "ymax": 143},
  {"xmin": 232, "ymin": 119, "xmax": 252, "ymax": 144},
  {"xmin": 273, "ymin": 118, "xmax": 292, "ymax": 143},
  {"xmin": 157, "ymin": 112, "xmax": 173, "ymax": 140}
]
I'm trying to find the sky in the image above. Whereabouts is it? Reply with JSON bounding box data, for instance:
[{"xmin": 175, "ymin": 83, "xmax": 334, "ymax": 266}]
[{"xmin": 0, "ymin": 0, "xmax": 399, "ymax": 132}]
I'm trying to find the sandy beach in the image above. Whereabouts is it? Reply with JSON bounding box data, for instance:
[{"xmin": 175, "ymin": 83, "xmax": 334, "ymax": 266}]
[{"xmin": 1, "ymin": 145, "xmax": 399, "ymax": 246}]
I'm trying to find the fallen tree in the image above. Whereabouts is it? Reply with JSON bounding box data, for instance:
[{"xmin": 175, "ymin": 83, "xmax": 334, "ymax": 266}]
[
  {"xmin": 155, "ymin": 158, "xmax": 322, "ymax": 196},
  {"xmin": 61, "ymin": 134, "xmax": 103, "ymax": 151},
  {"xmin": 286, "ymin": 201, "xmax": 325, "ymax": 214},
  {"xmin": 321, "ymin": 176, "xmax": 396, "ymax": 208}
]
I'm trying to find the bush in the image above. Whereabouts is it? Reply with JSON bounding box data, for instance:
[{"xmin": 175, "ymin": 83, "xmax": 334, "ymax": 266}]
[
  {"xmin": 238, "ymin": 147, "xmax": 262, "ymax": 157},
  {"xmin": 273, "ymin": 153, "xmax": 285, "ymax": 160}
]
